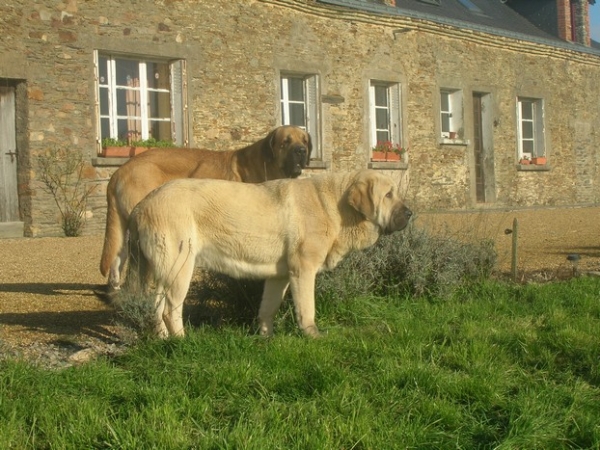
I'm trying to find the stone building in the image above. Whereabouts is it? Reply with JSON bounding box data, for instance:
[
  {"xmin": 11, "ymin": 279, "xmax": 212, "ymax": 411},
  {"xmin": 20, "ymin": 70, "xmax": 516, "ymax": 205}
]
[{"xmin": 0, "ymin": 0, "xmax": 599, "ymax": 237}]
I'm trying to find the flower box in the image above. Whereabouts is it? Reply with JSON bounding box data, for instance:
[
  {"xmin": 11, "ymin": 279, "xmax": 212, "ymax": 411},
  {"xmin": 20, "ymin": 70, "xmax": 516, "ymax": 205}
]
[
  {"xmin": 519, "ymin": 158, "xmax": 531, "ymax": 165},
  {"xmin": 371, "ymin": 141, "xmax": 407, "ymax": 162},
  {"xmin": 371, "ymin": 151, "xmax": 388, "ymax": 162},
  {"xmin": 531, "ymin": 156, "xmax": 547, "ymax": 165}
]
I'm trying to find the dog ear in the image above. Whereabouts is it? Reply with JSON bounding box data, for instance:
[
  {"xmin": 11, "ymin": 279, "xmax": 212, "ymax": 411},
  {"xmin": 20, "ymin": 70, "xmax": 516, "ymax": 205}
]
[
  {"xmin": 348, "ymin": 178, "xmax": 375, "ymax": 220},
  {"xmin": 261, "ymin": 128, "xmax": 279, "ymax": 161}
]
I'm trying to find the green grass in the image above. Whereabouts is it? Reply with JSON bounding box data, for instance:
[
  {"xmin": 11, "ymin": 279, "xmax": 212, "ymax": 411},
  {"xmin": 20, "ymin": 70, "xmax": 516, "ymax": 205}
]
[{"xmin": 2, "ymin": 277, "xmax": 600, "ymax": 449}]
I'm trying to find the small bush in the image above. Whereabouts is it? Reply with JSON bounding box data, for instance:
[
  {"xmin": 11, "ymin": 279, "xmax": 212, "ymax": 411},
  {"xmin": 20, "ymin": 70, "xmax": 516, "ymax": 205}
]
[
  {"xmin": 316, "ymin": 222, "xmax": 497, "ymax": 301},
  {"xmin": 112, "ymin": 289, "xmax": 158, "ymax": 341},
  {"xmin": 37, "ymin": 147, "xmax": 97, "ymax": 237}
]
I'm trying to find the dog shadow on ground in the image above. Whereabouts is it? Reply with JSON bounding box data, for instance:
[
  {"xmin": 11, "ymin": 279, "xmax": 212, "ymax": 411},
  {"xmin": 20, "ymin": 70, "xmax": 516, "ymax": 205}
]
[
  {"xmin": 0, "ymin": 282, "xmax": 120, "ymax": 343},
  {"xmin": 0, "ymin": 282, "xmax": 107, "ymax": 296}
]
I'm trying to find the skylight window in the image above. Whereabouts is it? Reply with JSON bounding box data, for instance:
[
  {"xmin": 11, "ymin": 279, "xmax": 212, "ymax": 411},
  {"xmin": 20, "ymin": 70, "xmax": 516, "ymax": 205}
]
[{"xmin": 457, "ymin": 0, "xmax": 482, "ymax": 14}]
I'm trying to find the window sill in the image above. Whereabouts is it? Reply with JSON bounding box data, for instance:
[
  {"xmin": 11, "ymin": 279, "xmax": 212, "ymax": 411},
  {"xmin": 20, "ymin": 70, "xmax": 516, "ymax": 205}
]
[
  {"xmin": 516, "ymin": 163, "xmax": 551, "ymax": 171},
  {"xmin": 439, "ymin": 138, "xmax": 470, "ymax": 146},
  {"xmin": 308, "ymin": 160, "xmax": 330, "ymax": 170},
  {"xmin": 368, "ymin": 160, "xmax": 408, "ymax": 170},
  {"xmin": 92, "ymin": 156, "xmax": 130, "ymax": 167}
]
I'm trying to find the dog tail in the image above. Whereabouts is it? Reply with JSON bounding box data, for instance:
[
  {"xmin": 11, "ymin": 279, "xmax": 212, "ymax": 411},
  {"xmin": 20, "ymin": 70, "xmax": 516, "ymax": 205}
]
[
  {"xmin": 99, "ymin": 181, "xmax": 125, "ymax": 277},
  {"xmin": 124, "ymin": 210, "xmax": 149, "ymax": 292}
]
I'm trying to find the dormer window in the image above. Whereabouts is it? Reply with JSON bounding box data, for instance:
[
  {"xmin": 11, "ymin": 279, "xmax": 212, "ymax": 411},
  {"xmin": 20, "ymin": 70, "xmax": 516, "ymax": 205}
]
[{"xmin": 457, "ymin": 0, "xmax": 482, "ymax": 14}]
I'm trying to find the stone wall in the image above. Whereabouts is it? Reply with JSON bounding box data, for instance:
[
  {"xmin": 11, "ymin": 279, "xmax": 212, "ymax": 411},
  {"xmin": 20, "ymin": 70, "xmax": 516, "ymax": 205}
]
[{"xmin": 1, "ymin": 0, "xmax": 600, "ymax": 236}]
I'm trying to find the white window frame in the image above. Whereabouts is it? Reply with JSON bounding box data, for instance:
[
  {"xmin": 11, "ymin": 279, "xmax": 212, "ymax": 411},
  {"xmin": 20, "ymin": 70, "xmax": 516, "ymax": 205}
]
[
  {"xmin": 517, "ymin": 97, "xmax": 545, "ymax": 160},
  {"xmin": 280, "ymin": 73, "xmax": 321, "ymax": 160},
  {"xmin": 369, "ymin": 81, "xmax": 402, "ymax": 152},
  {"xmin": 440, "ymin": 89, "xmax": 463, "ymax": 139},
  {"xmin": 95, "ymin": 52, "xmax": 187, "ymax": 152}
]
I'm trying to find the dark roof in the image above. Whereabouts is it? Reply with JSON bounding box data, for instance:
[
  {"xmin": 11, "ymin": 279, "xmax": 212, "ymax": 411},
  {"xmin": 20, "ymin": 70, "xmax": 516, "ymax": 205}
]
[{"xmin": 318, "ymin": 0, "xmax": 600, "ymax": 54}]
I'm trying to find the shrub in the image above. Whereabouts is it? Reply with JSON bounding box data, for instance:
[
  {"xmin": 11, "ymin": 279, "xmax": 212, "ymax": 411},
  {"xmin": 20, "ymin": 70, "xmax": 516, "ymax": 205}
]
[
  {"xmin": 316, "ymin": 222, "xmax": 497, "ymax": 301},
  {"xmin": 36, "ymin": 147, "xmax": 97, "ymax": 237}
]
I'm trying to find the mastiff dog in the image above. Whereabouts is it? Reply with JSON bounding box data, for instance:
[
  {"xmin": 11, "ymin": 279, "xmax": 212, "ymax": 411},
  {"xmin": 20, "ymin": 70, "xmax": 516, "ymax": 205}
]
[
  {"xmin": 127, "ymin": 169, "xmax": 412, "ymax": 338},
  {"xmin": 100, "ymin": 125, "xmax": 311, "ymax": 290}
]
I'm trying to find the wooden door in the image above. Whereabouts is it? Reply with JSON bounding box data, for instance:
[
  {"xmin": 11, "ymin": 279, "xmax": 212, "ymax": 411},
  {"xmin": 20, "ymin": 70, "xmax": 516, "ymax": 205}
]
[{"xmin": 0, "ymin": 86, "xmax": 19, "ymax": 222}]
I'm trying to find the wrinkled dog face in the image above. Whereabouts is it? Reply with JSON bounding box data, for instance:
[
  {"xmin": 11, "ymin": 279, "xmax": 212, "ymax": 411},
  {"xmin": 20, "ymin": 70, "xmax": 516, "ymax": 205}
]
[
  {"xmin": 349, "ymin": 172, "xmax": 412, "ymax": 234},
  {"xmin": 373, "ymin": 176, "xmax": 412, "ymax": 234},
  {"xmin": 272, "ymin": 126, "xmax": 312, "ymax": 178}
]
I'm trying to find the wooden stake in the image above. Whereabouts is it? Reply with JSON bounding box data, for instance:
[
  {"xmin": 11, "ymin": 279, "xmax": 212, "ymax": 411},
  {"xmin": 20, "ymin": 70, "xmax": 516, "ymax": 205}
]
[{"xmin": 511, "ymin": 218, "xmax": 518, "ymax": 282}]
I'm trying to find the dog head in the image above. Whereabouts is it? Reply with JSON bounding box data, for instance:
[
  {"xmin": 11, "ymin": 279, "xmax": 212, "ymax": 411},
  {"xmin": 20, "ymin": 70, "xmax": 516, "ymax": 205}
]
[
  {"xmin": 347, "ymin": 170, "xmax": 412, "ymax": 234},
  {"xmin": 263, "ymin": 126, "xmax": 312, "ymax": 178}
]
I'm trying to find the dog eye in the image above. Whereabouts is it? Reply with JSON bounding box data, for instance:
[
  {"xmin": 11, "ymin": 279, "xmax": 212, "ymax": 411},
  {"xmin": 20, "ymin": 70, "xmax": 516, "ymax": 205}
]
[{"xmin": 385, "ymin": 190, "xmax": 393, "ymax": 199}]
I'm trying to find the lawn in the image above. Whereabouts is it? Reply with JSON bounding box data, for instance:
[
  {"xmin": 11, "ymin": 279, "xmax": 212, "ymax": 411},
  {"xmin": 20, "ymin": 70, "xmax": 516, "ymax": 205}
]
[{"xmin": 1, "ymin": 277, "xmax": 599, "ymax": 449}]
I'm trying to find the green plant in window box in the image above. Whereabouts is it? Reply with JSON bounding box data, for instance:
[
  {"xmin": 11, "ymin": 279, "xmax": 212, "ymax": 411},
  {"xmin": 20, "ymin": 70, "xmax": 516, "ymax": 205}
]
[{"xmin": 101, "ymin": 137, "xmax": 176, "ymax": 157}]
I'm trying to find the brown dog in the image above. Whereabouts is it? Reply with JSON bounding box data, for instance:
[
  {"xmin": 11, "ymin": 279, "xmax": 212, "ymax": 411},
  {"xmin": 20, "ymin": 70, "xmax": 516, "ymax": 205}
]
[
  {"xmin": 127, "ymin": 169, "xmax": 412, "ymax": 338},
  {"xmin": 100, "ymin": 125, "xmax": 311, "ymax": 289}
]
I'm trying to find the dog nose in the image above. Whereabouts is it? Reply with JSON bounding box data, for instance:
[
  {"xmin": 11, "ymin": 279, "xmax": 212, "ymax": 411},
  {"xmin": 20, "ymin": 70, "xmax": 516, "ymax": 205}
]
[{"xmin": 294, "ymin": 146, "xmax": 307, "ymax": 156}]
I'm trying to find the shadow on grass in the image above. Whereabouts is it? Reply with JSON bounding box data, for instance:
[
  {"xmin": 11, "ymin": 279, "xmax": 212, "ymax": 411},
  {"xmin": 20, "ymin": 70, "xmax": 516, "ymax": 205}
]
[{"xmin": 0, "ymin": 309, "xmax": 119, "ymax": 343}]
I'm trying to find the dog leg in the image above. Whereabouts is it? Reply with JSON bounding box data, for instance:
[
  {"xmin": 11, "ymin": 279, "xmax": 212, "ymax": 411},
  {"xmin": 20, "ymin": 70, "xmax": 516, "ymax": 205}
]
[
  {"xmin": 162, "ymin": 259, "xmax": 195, "ymax": 337},
  {"xmin": 154, "ymin": 290, "xmax": 170, "ymax": 338},
  {"xmin": 289, "ymin": 271, "xmax": 320, "ymax": 337},
  {"xmin": 108, "ymin": 232, "xmax": 130, "ymax": 290},
  {"xmin": 108, "ymin": 256, "xmax": 122, "ymax": 290},
  {"xmin": 258, "ymin": 278, "xmax": 290, "ymax": 336}
]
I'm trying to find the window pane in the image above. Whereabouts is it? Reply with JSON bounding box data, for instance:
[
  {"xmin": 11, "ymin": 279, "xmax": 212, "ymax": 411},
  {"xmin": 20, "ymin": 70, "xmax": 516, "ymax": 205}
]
[
  {"xmin": 289, "ymin": 103, "xmax": 306, "ymax": 127},
  {"xmin": 115, "ymin": 59, "xmax": 140, "ymax": 87},
  {"xmin": 522, "ymin": 121, "xmax": 533, "ymax": 139},
  {"xmin": 441, "ymin": 112, "xmax": 451, "ymax": 133},
  {"xmin": 374, "ymin": 85, "xmax": 388, "ymax": 107},
  {"xmin": 100, "ymin": 118, "xmax": 110, "ymax": 141},
  {"xmin": 98, "ymin": 56, "xmax": 108, "ymax": 86},
  {"xmin": 376, "ymin": 130, "xmax": 389, "ymax": 143},
  {"xmin": 520, "ymin": 101, "xmax": 533, "ymax": 120},
  {"xmin": 149, "ymin": 120, "xmax": 172, "ymax": 142},
  {"xmin": 376, "ymin": 108, "xmax": 389, "ymax": 130},
  {"xmin": 148, "ymin": 91, "xmax": 172, "ymax": 119},
  {"xmin": 116, "ymin": 88, "xmax": 141, "ymax": 117},
  {"xmin": 99, "ymin": 87, "xmax": 109, "ymax": 115},
  {"xmin": 117, "ymin": 118, "xmax": 141, "ymax": 141},
  {"xmin": 146, "ymin": 62, "xmax": 170, "ymax": 90},
  {"xmin": 288, "ymin": 78, "xmax": 304, "ymax": 101},
  {"xmin": 441, "ymin": 92, "xmax": 450, "ymax": 111},
  {"xmin": 522, "ymin": 140, "xmax": 534, "ymax": 153}
]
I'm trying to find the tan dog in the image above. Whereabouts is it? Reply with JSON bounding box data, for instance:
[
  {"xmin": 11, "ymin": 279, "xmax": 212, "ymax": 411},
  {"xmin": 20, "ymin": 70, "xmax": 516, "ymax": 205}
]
[
  {"xmin": 127, "ymin": 169, "xmax": 412, "ymax": 338},
  {"xmin": 100, "ymin": 126, "xmax": 311, "ymax": 289}
]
